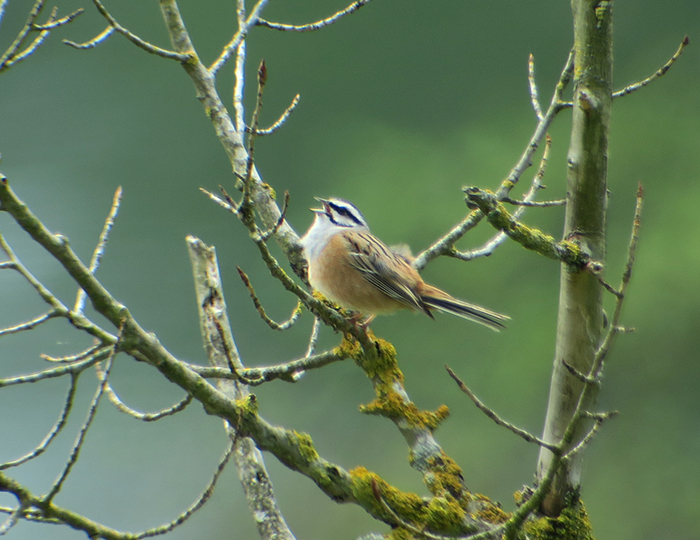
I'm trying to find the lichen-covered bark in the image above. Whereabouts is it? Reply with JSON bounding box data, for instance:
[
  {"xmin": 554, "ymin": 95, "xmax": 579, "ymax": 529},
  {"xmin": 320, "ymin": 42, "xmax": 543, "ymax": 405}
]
[{"xmin": 188, "ymin": 238, "xmax": 296, "ymax": 540}]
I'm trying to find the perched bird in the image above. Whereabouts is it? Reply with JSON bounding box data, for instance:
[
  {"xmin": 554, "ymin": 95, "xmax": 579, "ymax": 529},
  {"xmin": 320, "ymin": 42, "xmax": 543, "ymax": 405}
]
[{"xmin": 300, "ymin": 197, "xmax": 508, "ymax": 331}]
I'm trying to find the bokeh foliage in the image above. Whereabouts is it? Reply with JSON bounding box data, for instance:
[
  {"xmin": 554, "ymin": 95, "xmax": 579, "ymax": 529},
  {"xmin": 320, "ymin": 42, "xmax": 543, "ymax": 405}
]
[{"xmin": 0, "ymin": 1, "xmax": 698, "ymax": 539}]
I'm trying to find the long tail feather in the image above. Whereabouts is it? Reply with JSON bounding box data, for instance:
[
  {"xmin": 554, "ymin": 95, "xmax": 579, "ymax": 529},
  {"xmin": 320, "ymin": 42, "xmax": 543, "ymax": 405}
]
[{"xmin": 422, "ymin": 296, "xmax": 509, "ymax": 331}]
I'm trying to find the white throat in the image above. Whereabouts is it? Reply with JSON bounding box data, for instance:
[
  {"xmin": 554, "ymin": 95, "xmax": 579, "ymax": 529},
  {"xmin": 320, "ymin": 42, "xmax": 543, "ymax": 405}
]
[{"xmin": 301, "ymin": 213, "xmax": 367, "ymax": 262}]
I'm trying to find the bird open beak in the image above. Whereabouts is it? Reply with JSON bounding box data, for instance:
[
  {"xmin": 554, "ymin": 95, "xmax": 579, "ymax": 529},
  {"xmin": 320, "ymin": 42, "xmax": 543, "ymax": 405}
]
[{"xmin": 310, "ymin": 197, "xmax": 330, "ymax": 214}]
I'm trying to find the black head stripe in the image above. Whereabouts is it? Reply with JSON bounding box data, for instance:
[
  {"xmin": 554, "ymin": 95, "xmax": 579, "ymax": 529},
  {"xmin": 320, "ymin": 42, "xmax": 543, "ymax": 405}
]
[{"xmin": 328, "ymin": 200, "xmax": 364, "ymax": 227}]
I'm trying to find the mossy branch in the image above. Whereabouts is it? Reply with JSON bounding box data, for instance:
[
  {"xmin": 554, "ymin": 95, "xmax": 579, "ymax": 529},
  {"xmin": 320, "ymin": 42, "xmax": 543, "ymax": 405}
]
[
  {"xmin": 0, "ymin": 179, "xmax": 502, "ymax": 535},
  {"xmin": 463, "ymin": 187, "xmax": 594, "ymax": 270}
]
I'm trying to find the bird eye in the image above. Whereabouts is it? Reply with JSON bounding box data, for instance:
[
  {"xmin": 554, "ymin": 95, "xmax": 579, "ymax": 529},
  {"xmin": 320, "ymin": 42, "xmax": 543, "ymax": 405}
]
[
  {"xmin": 327, "ymin": 201, "xmax": 363, "ymax": 226},
  {"xmin": 328, "ymin": 202, "xmax": 347, "ymax": 216}
]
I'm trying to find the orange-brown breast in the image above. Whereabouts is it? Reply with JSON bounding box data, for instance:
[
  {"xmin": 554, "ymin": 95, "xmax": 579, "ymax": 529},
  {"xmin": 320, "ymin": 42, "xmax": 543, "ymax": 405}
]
[{"xmin": 308, "ymin": 233, "xmax": 413, "ymax": 315}]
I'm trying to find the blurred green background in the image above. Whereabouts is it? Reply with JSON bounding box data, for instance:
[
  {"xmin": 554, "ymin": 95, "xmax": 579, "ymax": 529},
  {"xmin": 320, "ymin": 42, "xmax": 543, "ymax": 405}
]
[{"xmin": 1, "ymin": 1, "xmax": 698, "ymax": 539}]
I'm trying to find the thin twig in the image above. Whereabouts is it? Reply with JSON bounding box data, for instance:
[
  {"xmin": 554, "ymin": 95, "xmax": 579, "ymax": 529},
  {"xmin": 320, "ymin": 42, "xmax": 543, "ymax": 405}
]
[
  {"xmin": 44, "ymin": 352, "xmax": 115, "ymax": 505},
  {"xmin": 0, "ymin": 233, "xmax": 64, "ymax": 310},
  {"xmin": 75, "ymin": 186, "xmax": 123, "ymax": 314},
  {"xmin": 209, "ymin": 0, "xmax": 269, "ymax": 75},
  {"xmin": 0, "ymin": 0, "xmax": 44, "ymax": 71},
  {"xmin": 106, "ymin": 389, "xmax": 192, "ymax": 421},
  {"xmin": 414, "ymin": 51, "xmax": 574, "ymax": 270},
  {"xmin": 259, "ymin": 191, "xmax": 290, "ymax": 242},
  {"xmin": 7, "ymin": 24, "xmax": 55, "ymax": 64},
  {"xmin": 584, "ymin": 410, "xmax": 618, "ymax": 421},
  {"xmin": 501, "ymin": 197, "xmax": 565, "ymax": 207},
  {"xmin": 562, "ymin": 359, "xmax": 598, "ymax": 385},
  {"xmin": 247, "ymin": 94, "xmax": 300, "ymax": 136},
  {"xmin": 32, "ymin": 8, "xmax": 83, "ymax": 30},
  {"xmin": 0, "ymin": 0, "xmax": 9, "ymax": 29},
  {"xmin": 213, "ymin": 318, "xmax": 241, "ymax": 377},
  {"xmin": 134, "ymin": 438, "xmax": 235, "ymax": 538},
  {"xmin": 257, "ymin": 0, "xmax": 373, "ymax": 32},
  {"xmin": 305, "ymin": 317, "xmax": 321, "ymax": 358},
  {"xmin": 528, "ymin": 53, "xmax": 544, "ymax": 120},
  {"xmin": 0, "ymin": 348, "xmax": 111, "ymax": 388},
  {"xmin": 498, "ymin": 50, "xmax": 572, "ymax": 198},
  {"xmin": 0, "ymin": 506, "xmax": 57, "ymax": 524},
  {"xmin": 597, "ymin": 277, "xmax": 621, "ymax": 298},
  {"xmin": 97, "ymin": 361, "xmax": 193, "ymax": 421},
  {"xmin": 613, "ymin": 36, "xmax": 689, "ymax": 99},
  {"xmin": 0, "ymin": 500, "xmax": 27, "ymax": 535},
  {"xmin": 7, "ymin": 6, "xmax": 61, "ymax": 67},
  {"xmin": 0, "ymin": 311, "xmax": 57, "ymax": 337},
  {"xmin": 0, "ymin": 374, "xmax": 79, "ymax": 470},
  {"xmin": 0, "ymin": 232, "xmax": 116, "ymax": 344},
  {"xmin": 561, "ymin": 411, "xmax": 617, "ymax": 461},
  {"xmin": 450, "ymin": 135, "xmax": 553, "ymax": 262},
  {"xmin": 200, "ymin": 187, "xmax": 237, "ymax": 214},
  {"xmin": 446, "ymin": 366, "xmax": 559, "ymax": 453},
  {"xmin": 237, "ymin": 267, "xmax": 303, "ymax": 331},
  {"xmin": 90, "ymin": 0, "xmax": 191, "ymax": 61},
  {"xmin": 41, "ymin": 343, "xmax": 104, "ymax": 363},
  {"xmin": 63, "ymin": 26, "xmax": 114, "ymax": 49},
  {"xmin": 239, "ymin": 59, "xmax": 267, "ymax": 221},
  {"xmin": 191, "ymin": 348, "xmax": 347, "ymax": 385},
  {"xmin": 594, "ymin": 184, "xmax": 644, "ymax": 367},
  {"xmin": 232, "ymin": 0, "xmax": 247, "ymax": 133}
]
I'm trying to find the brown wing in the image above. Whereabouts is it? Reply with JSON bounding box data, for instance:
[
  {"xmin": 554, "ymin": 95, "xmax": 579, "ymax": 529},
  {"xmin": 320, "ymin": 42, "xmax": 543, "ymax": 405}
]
[{"xmin": 343, "ymin": 231, "xmax": 433, "ymax": 318}]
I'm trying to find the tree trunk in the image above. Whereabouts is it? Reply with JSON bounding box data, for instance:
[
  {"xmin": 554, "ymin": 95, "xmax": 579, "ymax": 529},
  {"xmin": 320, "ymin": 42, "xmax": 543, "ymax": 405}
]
[{"xmin": 536, "ymin": 0, "xmax": 613, "ymax": 517}]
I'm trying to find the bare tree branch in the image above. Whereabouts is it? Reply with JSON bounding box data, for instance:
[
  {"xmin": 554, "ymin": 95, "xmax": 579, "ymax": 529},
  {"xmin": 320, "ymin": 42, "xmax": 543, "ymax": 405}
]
[
  {"xmin": 594, "ymin": 184, "xmax": 643, "ymax": 367},
  {"xmin": 0, "ymin": 348, "xmax": 112, "ymax": 388},
  {"xmin": 257, "ymin": 0, "xmax": 373, "ymax": 32},
  {"xmin": 450, "ymin": 135, "xmax": 554, "ymax": 262},
  {"xmin": 446, "ymin": 366, "xmax": 559, "ymax": 453},
  {"xmin": 528, "ymin": 53, "xmax": 544, "ymax": 120},
  {"xmin": 0, "ymin": 230, "xmax": 115, "ymax": 344},
  {"xmin": 44, "ymin": 342, "xmax": 118, "ymax": 505},
  {"xmin": 209, "ymin": 0, "xmax": 269, "ymax": 75},
  {"xmin": 0, "ymin": 311, "xmax": 57, "ymax": 337},
  {"xmin": 0, "ymin": 2, "xmax": 84, "ymax": 73},
  {"xmin": 97, "ymin": 360, "xmax": 194, "ymax": 421},
  {"xmin": 42, "ymin": 343, "xmax": 104, "ymax": 364},
  {"xmin": 304, "ymin": 317, "xmax": 322, "ymax": 358},
  {"xmin": 414, "ymin": 51, "xmax": 574, "ymax": 270},
  {"xmin": 192, "ymin": 348, "xmax": 349, "ymax": 385},
  {"xmin": 63, "ymin": 25, "xmax": 114, "ymax": 49},
  {"xmin": 134, "ymin": 439, "xmax": 235, "ymax": 539},
  {"xmin": 187, "ymin": 236, "xmax": 296, "ymax": 540},
  {"xmin": 248, "ymin": 94, "xmax": 301, "ymax": 136},
  {"xmin": 75, "ymin": 186, "xmax": 123, "ymax": 314},
  {"xmin": 88, "ymin": 0, "xmax": 191, "ymax": 61},
  {"xmin": 0, "ymin": 374, "xmax": 79, "ymax": 470},
  {"xmin": 237, "ymin": 266, "xmax": 303, "ymax": 331},
  {"xmin": 613, "ymin": 36, "xmax": 689, "ymax": 99}
]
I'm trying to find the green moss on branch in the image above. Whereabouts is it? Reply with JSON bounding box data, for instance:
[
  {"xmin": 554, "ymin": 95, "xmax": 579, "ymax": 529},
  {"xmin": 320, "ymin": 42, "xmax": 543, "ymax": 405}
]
[{"xmin": 463, "ymin": 187, "xmax": 592, "ymax": 269}]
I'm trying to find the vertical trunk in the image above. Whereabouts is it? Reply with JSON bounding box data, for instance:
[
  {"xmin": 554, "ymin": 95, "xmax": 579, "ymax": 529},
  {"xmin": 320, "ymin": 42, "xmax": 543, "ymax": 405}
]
[{"xmin": 536, "ymin": 0, "xmax": 613, "ymax": 516}]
